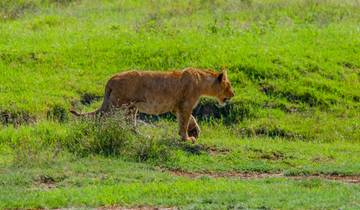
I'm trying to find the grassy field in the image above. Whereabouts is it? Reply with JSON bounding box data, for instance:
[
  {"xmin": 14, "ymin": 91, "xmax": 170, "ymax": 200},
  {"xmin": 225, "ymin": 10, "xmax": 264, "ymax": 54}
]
[{"xmin": 1, "ymin": 0, "xmax": 360, "ymax": 209}]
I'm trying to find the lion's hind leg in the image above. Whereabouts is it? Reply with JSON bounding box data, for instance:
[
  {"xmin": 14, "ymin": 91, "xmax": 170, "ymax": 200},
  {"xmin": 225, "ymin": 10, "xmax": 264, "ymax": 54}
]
[{"xmin": 121, "ymin": 102, "xmax": 138, "ymax": 127}]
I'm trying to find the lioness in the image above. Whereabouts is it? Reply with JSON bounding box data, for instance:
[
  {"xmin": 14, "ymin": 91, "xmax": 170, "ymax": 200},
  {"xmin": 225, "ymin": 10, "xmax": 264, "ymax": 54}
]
[{"xmin": 70, "ymin": 67, "xmax": 234, "ymax": 142}]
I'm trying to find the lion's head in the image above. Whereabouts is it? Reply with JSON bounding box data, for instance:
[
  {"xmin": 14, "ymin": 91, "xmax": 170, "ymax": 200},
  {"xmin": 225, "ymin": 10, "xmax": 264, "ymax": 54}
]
[{"xmin": 213, "ymin": 69, "xmax": 235, "ymax": 106}]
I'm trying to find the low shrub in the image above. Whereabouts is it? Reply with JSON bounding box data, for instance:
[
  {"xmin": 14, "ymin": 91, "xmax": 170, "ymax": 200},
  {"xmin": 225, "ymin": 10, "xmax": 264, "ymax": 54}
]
[
  {"xmin": 63, "ymin": 110, "xmax": 170, "ymax": 162},
  {"xmin": 47, "ymin": 104, "xmax": 68, "ymax": 123}
]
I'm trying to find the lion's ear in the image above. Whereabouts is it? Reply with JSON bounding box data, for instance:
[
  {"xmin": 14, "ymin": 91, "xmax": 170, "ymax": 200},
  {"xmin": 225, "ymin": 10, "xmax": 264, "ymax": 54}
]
[
  {"xmin": 221, "ymin": 68, "xmax": 227, "ymax": 77},
  {"xmin": 217, "ymin": 73, "xmax": 224, "ymax": 82}
]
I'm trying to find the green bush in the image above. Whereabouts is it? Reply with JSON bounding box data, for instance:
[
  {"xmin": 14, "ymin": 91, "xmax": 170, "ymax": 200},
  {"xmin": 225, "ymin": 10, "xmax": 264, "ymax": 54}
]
[
  {"xmin": 64, "ymin": 111, "xmax": 170, "ymax": 161},
  {"xmin": 64, "ymin": 111, "xmax": 136, "ymax": 156},
  {"xmin": 47, "ymin": 104, "xmax": 68, "ymax": 123}
]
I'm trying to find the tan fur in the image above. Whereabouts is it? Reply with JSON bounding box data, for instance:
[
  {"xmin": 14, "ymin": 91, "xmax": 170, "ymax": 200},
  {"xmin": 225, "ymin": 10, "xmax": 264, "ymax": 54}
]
[{"xmin": 70, "ymin": 67, "xmax": 235, "ymax": 142}]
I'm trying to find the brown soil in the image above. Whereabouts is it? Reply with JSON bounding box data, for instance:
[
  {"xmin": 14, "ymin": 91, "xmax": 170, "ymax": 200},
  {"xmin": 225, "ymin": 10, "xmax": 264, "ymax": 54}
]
[
  {"xmin": 168, "ymin": 170, "xmax": 360, "ymax": 184},
  {"xmin": 97, "ymin": 207, "xmax": 177, "ymax": 210}
]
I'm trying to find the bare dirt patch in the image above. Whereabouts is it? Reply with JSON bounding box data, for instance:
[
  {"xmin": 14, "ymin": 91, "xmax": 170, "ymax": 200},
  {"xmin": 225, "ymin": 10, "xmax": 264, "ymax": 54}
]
[
  {"xmin": 168, "ymin": 170, "xmax": 283, "ymax": 179},
  {"xmin": 167, "ymin": 170, "xmax": 360, "ymax": 184},
  {"xmin": 206, "ymin": 146, "xmax": 230, "ymax": 155},
  {"xmin": 97, "ymin": 206, "xmax": 177, "ymax": 210}
]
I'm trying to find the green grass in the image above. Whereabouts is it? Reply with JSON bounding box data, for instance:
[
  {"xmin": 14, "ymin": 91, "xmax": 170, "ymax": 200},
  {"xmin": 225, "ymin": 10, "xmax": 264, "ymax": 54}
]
[
  {"xmin": 1, "ymin": 0, "xmax": 360, "ymax": 209},
  {"xmin": 1, "ymin": 120, "xmax": 360, "ymax": 208},
  {"xmin": 3, "ymin": 178, "xmax": 360, "ymax": 209},
  {"xmin": 2, "ymin": 121, "xmax": 360, "ymax": 175},
  {"xmin": 1, "ymin": 151, "xmax": 360, "ymax": 209}
]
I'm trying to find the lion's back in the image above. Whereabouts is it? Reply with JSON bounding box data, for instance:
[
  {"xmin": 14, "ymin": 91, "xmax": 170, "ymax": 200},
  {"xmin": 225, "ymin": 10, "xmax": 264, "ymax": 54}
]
[{"xmin": 105, "ymin": 69, "xmax": 203, "ymax": 113}]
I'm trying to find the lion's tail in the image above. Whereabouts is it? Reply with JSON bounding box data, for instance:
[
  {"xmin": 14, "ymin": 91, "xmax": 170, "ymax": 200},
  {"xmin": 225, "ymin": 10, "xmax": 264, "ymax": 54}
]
[{"xmin": 70, "ymin": 86, "xmax": 112, "ymax": 117}]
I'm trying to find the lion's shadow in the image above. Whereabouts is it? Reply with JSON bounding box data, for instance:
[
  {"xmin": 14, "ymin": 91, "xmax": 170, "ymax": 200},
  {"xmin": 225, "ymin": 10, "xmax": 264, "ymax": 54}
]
[{"xmin": 155, "ymin": 138, "xmax": 220, "ymax": 155}]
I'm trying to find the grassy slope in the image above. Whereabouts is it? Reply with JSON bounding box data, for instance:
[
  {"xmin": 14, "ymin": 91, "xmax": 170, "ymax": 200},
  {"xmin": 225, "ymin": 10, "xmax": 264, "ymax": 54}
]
[
  {"xmin": 1, "ymin": 0, "xmax": 360, "ymax": 209},
  {"xmin": 0, "ymin": 0, "xmax": 359, "ymax": 141}
]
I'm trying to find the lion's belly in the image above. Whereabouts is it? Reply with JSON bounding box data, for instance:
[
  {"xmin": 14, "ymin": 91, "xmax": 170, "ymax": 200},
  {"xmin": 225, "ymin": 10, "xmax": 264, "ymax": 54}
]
[{"xmin": 135, "ymin": 101, "xmax": 175, "ymax": 115}]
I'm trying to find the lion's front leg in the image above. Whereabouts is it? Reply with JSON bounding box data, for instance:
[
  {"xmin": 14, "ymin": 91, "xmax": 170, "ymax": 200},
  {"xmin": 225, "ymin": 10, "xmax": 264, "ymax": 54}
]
[
  {"xmin": 188, "ymin": 115, "xmax": 200, "ymax": 139},
  {"xmin": 176, "ymin": 110, "xmax": 195, "ymax": 143}
]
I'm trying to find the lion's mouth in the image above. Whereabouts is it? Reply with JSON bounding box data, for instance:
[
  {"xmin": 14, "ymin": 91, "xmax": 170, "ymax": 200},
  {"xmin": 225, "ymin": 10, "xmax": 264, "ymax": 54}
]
[
  {"xmin": 217, "ymin": 97, "xmax": 230, "ymax": 107},
  {"xmin": 223, "ymin": 97, "xmax": 230, "ymax": 104}
]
